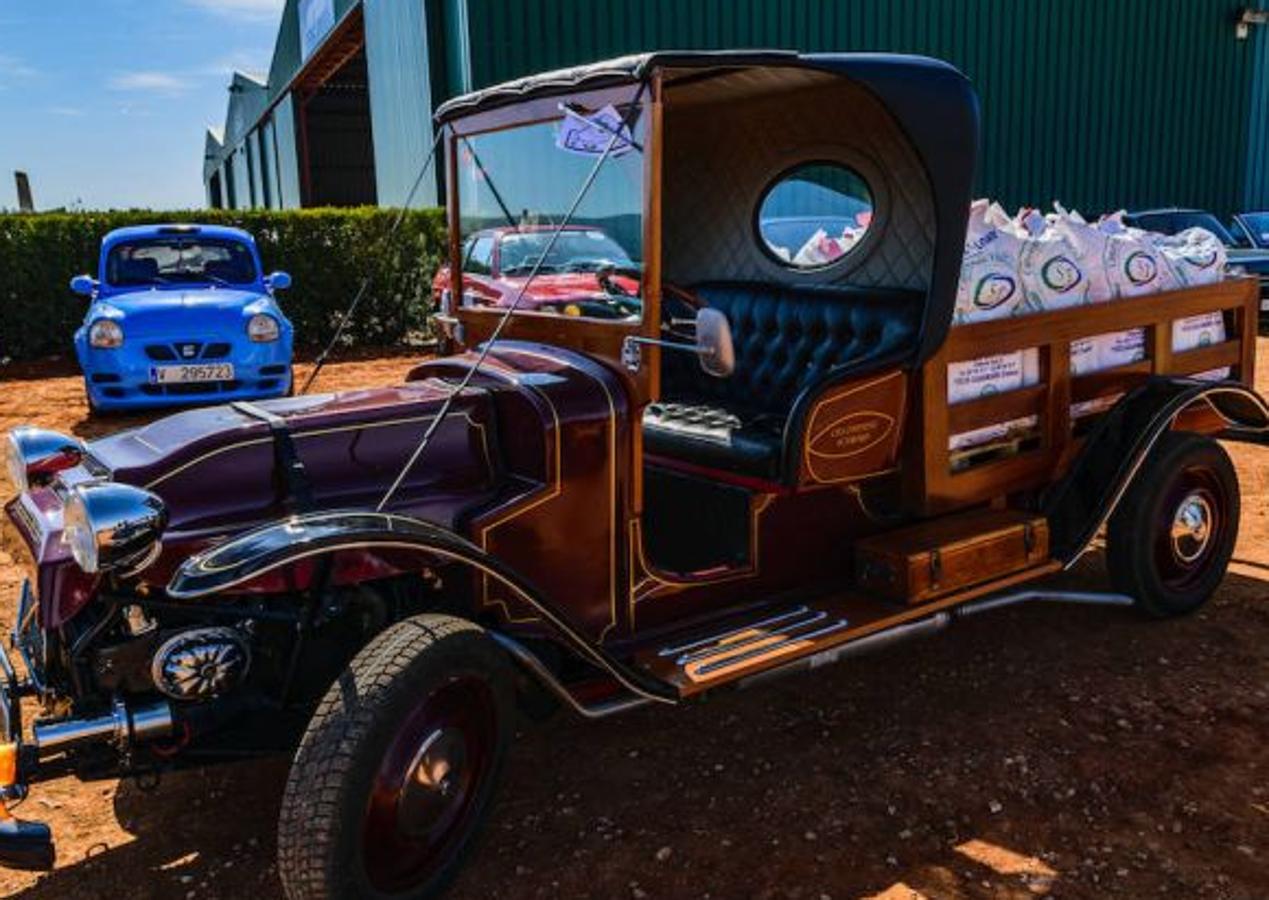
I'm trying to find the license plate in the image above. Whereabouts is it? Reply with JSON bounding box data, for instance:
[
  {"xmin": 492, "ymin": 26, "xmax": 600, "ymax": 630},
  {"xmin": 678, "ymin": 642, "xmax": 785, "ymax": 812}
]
[{"xmin": 149, "ymin": 363, "xmax": 234, "ymax": 384}]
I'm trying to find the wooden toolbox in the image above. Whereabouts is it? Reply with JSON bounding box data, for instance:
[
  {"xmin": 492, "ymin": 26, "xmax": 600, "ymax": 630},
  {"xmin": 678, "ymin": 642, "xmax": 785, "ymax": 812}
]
[{"xmin": 854, "ymin": 508, "xmax": 1049, "ymax": 605}]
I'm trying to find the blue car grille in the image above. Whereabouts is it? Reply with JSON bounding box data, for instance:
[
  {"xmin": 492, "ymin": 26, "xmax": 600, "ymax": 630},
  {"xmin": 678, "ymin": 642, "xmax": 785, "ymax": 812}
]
[
  {"xmin": 144, "ymin": 341, "xmax": 233, "ymax": 362},
  {"xmin": 140, "ymin": 380, "xmax": 243, "ymax": 397}
]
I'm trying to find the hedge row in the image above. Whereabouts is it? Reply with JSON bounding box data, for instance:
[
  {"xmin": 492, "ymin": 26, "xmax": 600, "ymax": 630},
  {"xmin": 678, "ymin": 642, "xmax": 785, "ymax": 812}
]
[{"xmin": 0, "ymin": 207, "xmax": 446, "ymax": 363}]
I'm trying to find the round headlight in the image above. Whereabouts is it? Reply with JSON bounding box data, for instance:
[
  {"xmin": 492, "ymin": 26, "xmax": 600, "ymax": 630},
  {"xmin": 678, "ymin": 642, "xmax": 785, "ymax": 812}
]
[
  {"xmin": 89, "ymin": 319, "xmax": 124, "ymax": 349},
  {"xmin": 247, "ymin": 313, "xmax": 280, "ymax": 343},
  {"xmin": 5, "ymin": 427, "xmax": 84, "ymax": 493},
  {"xmin": 64, "ymin": 482, "xmax": 167, "ymax": 575},
  {"xmin": 4, "ymin": 432, "xmax": 28, "ymax": 494}
]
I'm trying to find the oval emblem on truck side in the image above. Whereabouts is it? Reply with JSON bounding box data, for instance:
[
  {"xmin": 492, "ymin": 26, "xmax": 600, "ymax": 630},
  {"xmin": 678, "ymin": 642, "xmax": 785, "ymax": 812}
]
[{"xmin": 807, "ymin": 410, "xmax": 895, "ymax": 460}]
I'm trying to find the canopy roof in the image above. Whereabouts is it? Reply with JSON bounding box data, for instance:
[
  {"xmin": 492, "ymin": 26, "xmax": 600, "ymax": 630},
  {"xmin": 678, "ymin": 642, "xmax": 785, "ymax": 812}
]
[{"xmin": 436, "ymin": 50, "xmax": 980, "ymax": 361}]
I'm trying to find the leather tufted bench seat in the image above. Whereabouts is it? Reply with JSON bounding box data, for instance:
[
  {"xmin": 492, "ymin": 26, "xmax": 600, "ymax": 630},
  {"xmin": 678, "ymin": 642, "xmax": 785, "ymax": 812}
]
[{"xmin": 643, "ymin": 281, "xmax": 922, "ymax": 481}]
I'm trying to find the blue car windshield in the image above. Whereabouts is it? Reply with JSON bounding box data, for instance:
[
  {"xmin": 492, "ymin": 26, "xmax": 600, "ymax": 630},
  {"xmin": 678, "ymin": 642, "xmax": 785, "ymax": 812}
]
[{"xmin": 106, "ymin": 238, "xmax": 257, "ymax": 287}]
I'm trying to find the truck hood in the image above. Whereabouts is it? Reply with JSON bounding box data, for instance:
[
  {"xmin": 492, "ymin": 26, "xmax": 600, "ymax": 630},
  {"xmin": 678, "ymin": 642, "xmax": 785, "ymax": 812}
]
[
  {"xmin": 87, "ymin": 382, "xmax": 499, "ymax": 534},
  {"xmin": 93, "ymin": 288, "xmax": 277, "ymax": 335}
]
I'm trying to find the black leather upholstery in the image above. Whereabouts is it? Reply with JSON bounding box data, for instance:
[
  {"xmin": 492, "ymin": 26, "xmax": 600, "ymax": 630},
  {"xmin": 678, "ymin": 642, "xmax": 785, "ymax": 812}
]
[{"xmin": 644, "ymin": 281, "xmax": 922, "ymax": 480}]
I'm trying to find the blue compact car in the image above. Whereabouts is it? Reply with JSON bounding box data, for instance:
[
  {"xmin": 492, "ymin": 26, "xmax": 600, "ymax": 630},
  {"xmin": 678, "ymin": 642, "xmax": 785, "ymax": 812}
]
[{"xmin": 71, "ymin": 224, "xmax": 294, "ymax": 412}]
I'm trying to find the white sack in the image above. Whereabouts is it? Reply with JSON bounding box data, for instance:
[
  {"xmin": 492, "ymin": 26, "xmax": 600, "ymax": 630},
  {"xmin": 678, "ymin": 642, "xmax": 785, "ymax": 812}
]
[
  {"xmin": 955, "ymin": 200, "xmax": 1024, "ymax": 323},
  {"xmin": 1017, "ymin": 208, "xmax": 1091, "ymax": 312}
]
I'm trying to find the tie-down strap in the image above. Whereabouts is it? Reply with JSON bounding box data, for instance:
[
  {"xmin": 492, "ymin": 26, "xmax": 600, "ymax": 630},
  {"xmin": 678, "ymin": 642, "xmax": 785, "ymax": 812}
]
[{"xmin": 232, "ymin": 401, "xmax": 315, "ymax": 513}]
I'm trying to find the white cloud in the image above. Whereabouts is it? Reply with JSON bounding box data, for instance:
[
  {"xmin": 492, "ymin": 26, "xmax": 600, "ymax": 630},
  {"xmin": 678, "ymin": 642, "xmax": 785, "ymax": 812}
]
[
  {"xmin": 0, "ymin": 53, "xmax": 37, "ymax": 89},
  {"xmin": 109, "ymin": 71, "xmax": 192, "ymax": 96},
  {"xmin": 184, "ymin": 0, "xmax": 285, "ymax": 22}
]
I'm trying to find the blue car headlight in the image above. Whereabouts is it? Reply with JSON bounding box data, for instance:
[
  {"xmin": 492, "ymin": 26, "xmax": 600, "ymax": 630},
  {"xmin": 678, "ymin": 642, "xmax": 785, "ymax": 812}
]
[
  {"xmin": 247, "ymin": 313, "xmax": 280, "ymax": 343},
  {"xmin": 89, "ymin": 319, "xmax": 124, "ymax": 349}
]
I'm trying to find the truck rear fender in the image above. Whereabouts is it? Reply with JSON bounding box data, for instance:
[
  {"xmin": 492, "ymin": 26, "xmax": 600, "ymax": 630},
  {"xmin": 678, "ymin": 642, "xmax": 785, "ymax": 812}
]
[
  {"xmin": 166, "ymin": 511, "xmax": 677, "ymax": 703},
  {"xmin": 1043, "ymin": 378, "xmax": 1269, "ymax": 564}
]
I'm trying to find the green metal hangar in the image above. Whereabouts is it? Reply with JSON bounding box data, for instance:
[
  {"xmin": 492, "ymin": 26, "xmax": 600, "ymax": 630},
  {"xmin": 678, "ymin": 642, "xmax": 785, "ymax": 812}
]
[{"xmin": 204, "ymin": 0, "xmax": 1269, "ymax": 216}]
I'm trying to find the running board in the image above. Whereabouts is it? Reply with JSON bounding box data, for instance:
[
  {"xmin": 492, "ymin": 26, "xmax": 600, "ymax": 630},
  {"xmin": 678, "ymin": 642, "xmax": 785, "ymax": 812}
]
[{"xmin": 635, "ymin": 571, "xmax": 1133, "ymax": 697}]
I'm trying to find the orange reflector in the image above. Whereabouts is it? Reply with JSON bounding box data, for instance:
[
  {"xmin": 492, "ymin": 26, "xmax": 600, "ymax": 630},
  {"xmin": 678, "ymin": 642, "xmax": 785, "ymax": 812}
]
[{"xmin": 0, "ymin": 742, "xmax": 17, "ymax": 788}]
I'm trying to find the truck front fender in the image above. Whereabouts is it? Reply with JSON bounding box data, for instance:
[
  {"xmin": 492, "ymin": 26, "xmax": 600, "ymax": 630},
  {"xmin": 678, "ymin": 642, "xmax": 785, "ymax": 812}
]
[
  {"xmin": 167, "ymin": 511, "xmax": 677, "ymax": 703},
  {"xmin": 1044, "ymin": 378, "xmax": 1269, "ymax": 564}
]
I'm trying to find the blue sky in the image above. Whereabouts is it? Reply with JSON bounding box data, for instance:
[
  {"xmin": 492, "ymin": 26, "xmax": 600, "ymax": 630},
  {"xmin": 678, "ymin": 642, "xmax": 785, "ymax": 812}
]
[{"xmin": 0, "ymin": 0, "xmax": 284, "ymax": 210}]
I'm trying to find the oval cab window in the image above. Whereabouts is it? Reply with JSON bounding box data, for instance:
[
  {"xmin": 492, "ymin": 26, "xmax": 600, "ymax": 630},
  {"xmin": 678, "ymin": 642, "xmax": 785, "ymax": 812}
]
[{"xmin": 758, "ymin": 163, "xmax": 874, "ymax": 269}]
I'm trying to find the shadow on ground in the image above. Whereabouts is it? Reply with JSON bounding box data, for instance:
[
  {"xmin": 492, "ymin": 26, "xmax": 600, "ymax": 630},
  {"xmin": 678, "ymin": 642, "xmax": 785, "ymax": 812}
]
[{"xmin": 13, "ymin": 565, "xmax": 1269, "ymax": 899}]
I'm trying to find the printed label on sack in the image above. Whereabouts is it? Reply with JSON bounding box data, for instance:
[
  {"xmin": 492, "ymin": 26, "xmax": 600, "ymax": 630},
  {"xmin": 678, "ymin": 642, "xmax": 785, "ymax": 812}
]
[
  {"xmin": 1124, "ymin": 251, "xmax": 1158, "ymax": 287},
  {"xmin": 973, "ymin": 273, "xmax": 1017, "ymax": 311},
  {"xmin": 1041, "ymin": 256, "xmax": 1083, "ymax": 293}
]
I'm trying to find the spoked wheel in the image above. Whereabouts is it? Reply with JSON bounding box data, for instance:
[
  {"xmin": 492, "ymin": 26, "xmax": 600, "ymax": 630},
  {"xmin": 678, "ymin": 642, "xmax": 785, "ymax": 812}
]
[
  {"xmin": 278, "ymin": 615, "xmax": 513, "ymax": 900},
  {"xmin": 1107, "ymin": 432, "xmax": 1240, "ymax": 617}
]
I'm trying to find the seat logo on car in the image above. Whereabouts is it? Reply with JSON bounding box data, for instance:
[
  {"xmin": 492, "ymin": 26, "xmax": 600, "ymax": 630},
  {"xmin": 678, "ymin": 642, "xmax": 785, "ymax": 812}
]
[{"xmin": 177, "ymin": 343, "xmax": 199, "ymax": 359}]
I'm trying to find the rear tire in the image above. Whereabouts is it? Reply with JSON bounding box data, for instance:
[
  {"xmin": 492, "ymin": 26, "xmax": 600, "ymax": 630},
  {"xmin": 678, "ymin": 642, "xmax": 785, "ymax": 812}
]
[
  {"xmin": 1106, "ymin": 432, "xmax": 1239, "ymax": 618},
  {"xmin": 277, "ymin": 614, "xmax": 514, "ymax": 900}
]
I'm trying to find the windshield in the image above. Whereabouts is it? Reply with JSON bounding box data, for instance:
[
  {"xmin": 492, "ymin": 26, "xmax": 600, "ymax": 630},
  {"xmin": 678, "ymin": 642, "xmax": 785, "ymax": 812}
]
[
  {"xmin": 499, "ymin": 230, "xmax": 634, "ymax": 275},
  {"xmin": 1169, "ymin": 212, "xmax": 1235, "ymax": 246},
  {"xmin": 106, "ymin": 237, "xmax": 258, "ymax": 287},
  {"xmin": 1134, "ymin": 211, "xmax": 1235, "ymax": 246},
  {"xmin": 1237, "ymin": 213, "xmax": 1269, "ymax": 247},
  {"xmin": 456, "ymin": 99, "xmax": 645, "ymax": 321}
]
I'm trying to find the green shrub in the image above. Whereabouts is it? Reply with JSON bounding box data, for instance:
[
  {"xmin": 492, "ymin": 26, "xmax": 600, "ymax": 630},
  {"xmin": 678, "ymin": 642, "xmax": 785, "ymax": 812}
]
[{"xmin": 0, "ymin": 207, "xmax": 445, "ymax": 364}]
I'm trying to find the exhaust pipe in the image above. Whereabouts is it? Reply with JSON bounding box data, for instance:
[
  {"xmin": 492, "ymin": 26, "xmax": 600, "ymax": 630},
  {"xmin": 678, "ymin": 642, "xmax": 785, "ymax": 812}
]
[{"xmin": 31, "ymin": 699, "xmax": 173, "ymax": 757}]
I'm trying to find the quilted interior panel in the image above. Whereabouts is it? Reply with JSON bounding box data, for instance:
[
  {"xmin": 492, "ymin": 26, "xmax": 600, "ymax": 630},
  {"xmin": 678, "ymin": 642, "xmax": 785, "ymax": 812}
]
[
  {"xmin": 661, "ymin": 282, "xmax": 922, "ymax": 414},
  {"xmin": 661, "ymin": 69, "xmax": 936, "ymax": 292}
]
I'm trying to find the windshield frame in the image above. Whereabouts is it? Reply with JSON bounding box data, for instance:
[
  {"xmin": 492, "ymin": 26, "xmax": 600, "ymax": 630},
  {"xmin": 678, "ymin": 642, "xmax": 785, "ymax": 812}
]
[{"xmin": 447, "ymin": 84, "xmax": 652, "ymax": 329}]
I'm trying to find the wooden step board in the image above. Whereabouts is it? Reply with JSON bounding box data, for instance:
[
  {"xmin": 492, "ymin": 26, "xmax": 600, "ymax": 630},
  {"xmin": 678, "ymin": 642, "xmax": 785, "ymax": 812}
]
[
  {"xmin": 854, "ymin": 509, "xmax": 1050, "ymax": 605},
  {"xmin": 637, "ymin": 560, "xmax": 1061, "ymax": 697}
]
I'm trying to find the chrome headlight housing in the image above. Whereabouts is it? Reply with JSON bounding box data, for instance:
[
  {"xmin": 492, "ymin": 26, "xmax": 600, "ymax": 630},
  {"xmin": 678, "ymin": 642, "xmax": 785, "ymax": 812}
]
[
  {"xmin": 63, "ymin": 482, "xmax": 167, "ymax": 575},
  {"xmin": 247, "ymin": 313, "xmax": 280, "ymax": 343},
  {"xmin": 88, "ymin": 319, "xmax": 124, "ymax": 349},
  {"xmin": 5, "ymin": 427, "xmax": 85, "ymax": 493}
]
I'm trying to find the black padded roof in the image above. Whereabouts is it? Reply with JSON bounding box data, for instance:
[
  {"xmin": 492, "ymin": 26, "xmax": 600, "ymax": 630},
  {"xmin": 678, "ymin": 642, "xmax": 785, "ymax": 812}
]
[{"xmin": 436, "ymin": 50, "xmax": 980, "ymax": 363}]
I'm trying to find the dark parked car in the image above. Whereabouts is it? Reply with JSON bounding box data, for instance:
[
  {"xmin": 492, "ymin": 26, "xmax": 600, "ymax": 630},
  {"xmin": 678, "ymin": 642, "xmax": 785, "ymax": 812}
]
[
  {"xmin": 1125, "ymin": 207, "xmax": 1269, "ymax": 313},
  {"xmin": 1230, "ymin": 210, "xmax": 1269, "ymax": 249}
]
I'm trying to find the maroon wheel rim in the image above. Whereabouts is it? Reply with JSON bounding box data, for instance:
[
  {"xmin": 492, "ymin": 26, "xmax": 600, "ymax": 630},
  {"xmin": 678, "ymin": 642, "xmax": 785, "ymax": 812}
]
[
  {"xmin": 361, "ymin": 676, "xmax": 498, "ymax": 894},
  {"xmin": 1153, "ymin": 464, "xmax": 1228, "ymax": 591}
]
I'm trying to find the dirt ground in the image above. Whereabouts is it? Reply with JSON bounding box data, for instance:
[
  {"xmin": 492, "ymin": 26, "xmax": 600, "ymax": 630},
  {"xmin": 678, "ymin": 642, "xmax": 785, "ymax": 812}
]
[{"xmin": 1, "ymin": 346, "xmax": 1268, "ymax": 900}]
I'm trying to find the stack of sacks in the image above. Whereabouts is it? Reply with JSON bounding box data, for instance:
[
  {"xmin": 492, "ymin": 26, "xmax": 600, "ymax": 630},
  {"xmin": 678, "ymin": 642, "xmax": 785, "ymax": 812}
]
[
  {"xmin": 948, "ymin": 201, "xmax": 1039, "ymax": 450},
  {"xmin": 1156, "ymin": 226, "xmax": 1229, "ymax": 379},
  {"xmin": 949, "ymin": 202, "xmax": 1230, "ymax": 451}
]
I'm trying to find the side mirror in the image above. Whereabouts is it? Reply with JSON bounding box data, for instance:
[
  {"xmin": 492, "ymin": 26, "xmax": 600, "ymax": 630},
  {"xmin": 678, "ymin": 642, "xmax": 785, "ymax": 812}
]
[
  {"xmin": 695, "ymin": 308, "xmax": 735, "ymax": 378},
  {"xmin": 265, "ymin": 271, "xmax": 292, "ymax": 292},
  {"xmin": 70, "ymin": 275, "xmax": 97, "ymax": 297}
]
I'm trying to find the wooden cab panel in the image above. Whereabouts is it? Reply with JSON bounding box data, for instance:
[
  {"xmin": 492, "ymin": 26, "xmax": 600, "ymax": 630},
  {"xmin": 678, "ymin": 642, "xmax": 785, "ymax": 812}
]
[{"xmin": 797, "ymin": 370, "xmax": 907, "ymax": 486}]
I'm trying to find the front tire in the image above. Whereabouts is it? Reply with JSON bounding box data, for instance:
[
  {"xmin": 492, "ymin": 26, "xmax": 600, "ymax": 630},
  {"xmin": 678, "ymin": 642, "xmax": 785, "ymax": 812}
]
[
  {"xmin": 1106, "ymin": 431, "xmax": 1239, "ymax": 618},
  {"xmin": 277, "ymin": 614, "xmax": 514, "ymax": 900}
]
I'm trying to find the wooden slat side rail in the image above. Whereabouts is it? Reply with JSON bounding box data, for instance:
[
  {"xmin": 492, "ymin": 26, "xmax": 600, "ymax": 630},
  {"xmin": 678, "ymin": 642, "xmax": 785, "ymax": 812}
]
[
  {"xmin": 1070, "ymin": 360, "xmax": 1153, "ymax": 403},
  {"xmin": 948, "ymin": 384, "xmax": 1047, "ymax": 433},
  {"xmin": 912, "ymin": 278, "xmax": 1259, "ymax": 515},
  {"xmin": 1170, "ymin": 340, "xmax": 1241, "ymax": 376},
  {"xmin": 938, "ymin": 281, "xmax": 1256, "ymax": 362}
]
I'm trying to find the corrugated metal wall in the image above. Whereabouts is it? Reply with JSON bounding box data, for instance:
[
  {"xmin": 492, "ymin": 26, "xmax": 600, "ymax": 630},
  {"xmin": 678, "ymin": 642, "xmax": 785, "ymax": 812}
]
[
  {"xmin": 366, "ymin": 0, "xmax": 440, "ymax": 206},
  {"xmin": 274, "ymin": 95, "xmax": 304, "ymax": 209},
  {"xmin": 461, "ymin": 0, "xmax": 1266, "ymax": 217}
]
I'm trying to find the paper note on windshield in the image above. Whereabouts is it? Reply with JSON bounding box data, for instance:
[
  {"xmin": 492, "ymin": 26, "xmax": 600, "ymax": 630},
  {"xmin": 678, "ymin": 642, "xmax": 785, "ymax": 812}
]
[{"xmin": 555, "ymin": 105, "xmax": 634, "ymax": 157}]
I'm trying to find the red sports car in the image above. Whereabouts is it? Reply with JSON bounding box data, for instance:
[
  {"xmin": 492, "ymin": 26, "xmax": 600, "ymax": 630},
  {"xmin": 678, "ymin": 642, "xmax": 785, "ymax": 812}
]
[{"xmin": 433, "ymin": 225, "xmax": 642, "ymax": 319}]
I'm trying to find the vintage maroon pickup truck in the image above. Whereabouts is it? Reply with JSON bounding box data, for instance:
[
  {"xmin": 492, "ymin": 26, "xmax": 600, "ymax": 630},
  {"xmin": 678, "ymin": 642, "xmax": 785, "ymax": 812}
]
[{"xmin": 4, "ymin": 51, "xmax": 1269, "ymax": 899}]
